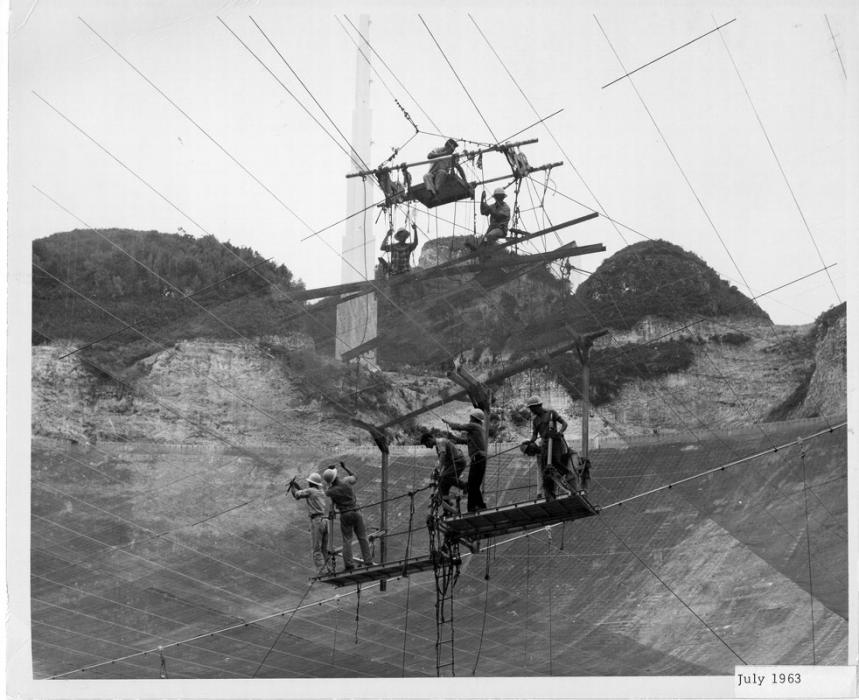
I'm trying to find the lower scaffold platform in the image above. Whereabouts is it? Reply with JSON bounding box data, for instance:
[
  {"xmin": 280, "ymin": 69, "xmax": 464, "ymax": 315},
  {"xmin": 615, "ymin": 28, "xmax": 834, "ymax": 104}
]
[
  {"xmin": 313, "ymin": 552, "xmax": 454, "ymax": 587},
  {"xmin": 441, "ymin": 492, "xmax": 599, "ymax": 541}
]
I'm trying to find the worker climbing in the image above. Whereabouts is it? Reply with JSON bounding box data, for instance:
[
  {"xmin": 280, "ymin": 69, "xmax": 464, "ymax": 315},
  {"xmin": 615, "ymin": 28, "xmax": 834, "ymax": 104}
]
[
  {"xmin": 522, "ymin": 396, "xmax": 582, "ymax": 499},
  {"xmin": 478, "ymin": 187, "xmax": 511, "ymax": 246},
  {"xmin": 420, "ymin": 432, "xmax": 467, "ymax": 515},
  {"xmin": 288, "ymin": 472, "xmax": 330, "ymax": 575},
  {"xmin": 323, "ymin": 462, "xmax": 375, "ymax": 572},
  {"xmin": 443, "ymin": 408, "xmax": 488, "ymax": 513},
  {"xmin": 379, "ymin": 224, "xmax": 419, "ymax": 278}
]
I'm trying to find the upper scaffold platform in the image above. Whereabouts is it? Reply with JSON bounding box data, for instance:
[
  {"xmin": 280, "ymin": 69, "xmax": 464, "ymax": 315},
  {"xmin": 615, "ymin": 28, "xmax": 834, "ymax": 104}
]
[
  {"xmin": 313, "ymin": 552, "xmax": 455, "ymax": 587},
  {"xmin": 441, "ymin": 492, "xmax": 599, "ymax": 541}
]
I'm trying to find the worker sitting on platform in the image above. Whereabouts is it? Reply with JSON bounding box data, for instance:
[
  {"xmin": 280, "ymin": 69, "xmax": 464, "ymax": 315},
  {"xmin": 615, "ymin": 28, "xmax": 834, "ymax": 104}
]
[
  {"xmin": 288, "ymin": 472, "xmax": 330, "ymax": 575},
  {"xmin": 443, "ymin": 408, "xmax": 488, "ymax": 513},
  {"xmin": 420, "ymin": 432, "xmax": 467, "ymax": 514},
  {"xmin": 524, "ymin": 396, "xmax": 578, "ymax": 499},
  {"xmin": 379, "ymin": 224, "xmax": 418, "ymax": 277},
  {"xmin": 323, "ymin": 463, "xmax": 375, "ymax": 572},
  {"xmin": 423, "ymin": 138, "xmax": 470, "ymax": 197},
  {"xmin": 479, "ymin": 188, "xmax": 511, "ymax": 245}
]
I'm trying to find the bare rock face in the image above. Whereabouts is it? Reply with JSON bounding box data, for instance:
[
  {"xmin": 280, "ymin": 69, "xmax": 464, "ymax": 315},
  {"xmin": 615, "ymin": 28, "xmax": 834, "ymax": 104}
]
[
  {"xmin": 793, "ymin": 309, "xmax": 847, "ymax": 419},
  {"xmin": 417, "ymin": 236, "xmax": 475, "ymax": 268},
  {"xmin": 31, "ymin": 334, "xmax": 366, "ymax": 449}
]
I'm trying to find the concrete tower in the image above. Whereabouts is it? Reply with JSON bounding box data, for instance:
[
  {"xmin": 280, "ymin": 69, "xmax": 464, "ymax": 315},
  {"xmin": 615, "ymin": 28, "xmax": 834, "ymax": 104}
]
[{"xmin": 334, "ymin": 15, "xmax": 377, "ymax": 361}]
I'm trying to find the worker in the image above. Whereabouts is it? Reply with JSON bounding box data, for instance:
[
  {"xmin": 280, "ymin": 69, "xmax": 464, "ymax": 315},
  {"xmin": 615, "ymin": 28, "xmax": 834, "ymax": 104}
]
[
  {"xmin": 423, "ymin": 138, "xmax": 469, "ymax": 197},
  {"xmin": 323, "ymin": 463, "xmax": 374, "ymax": 571},
  {"xmin": 442, "ymin": 408, "xmax": 488, "ymax": 512},
  {"xmin": 288, "ymin": 472, "xmax": 330, "ymax": 575},
  {"xmin": 379, "ymin": 224, "xmax": 419, "ymax": 277},
  {"xmin": 524, "ymin": 396, "xmax": 577, "ymax": 499},
  {"xmin": 479, "ymin": 188, "xmax": 511, "ymax": 245},
  {"xmin": 420, "ymin": 432, "xmax": 467, "ymax": 514}
]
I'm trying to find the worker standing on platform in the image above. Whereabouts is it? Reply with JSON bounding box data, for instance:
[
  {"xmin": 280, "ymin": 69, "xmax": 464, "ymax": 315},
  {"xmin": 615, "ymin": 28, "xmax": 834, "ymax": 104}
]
[
  {"xmin": 379, "ymin": 224, "xmax": 418, "ymax": 277},
  {"xmin": 443, "ymin": 409, "xmax": 488, "ymax": 513},
  {"xmin": 420, "ymin": 432, "xmax": 467, "ymax": 514},
  {"xmin": 288, "ymin": 472, "xmax": 330, "ymax": 575},
  {"xmin": 323, "ymin": 463, "xmax": 374, "ymax": 571},
  {"xmin": 479, "ymin": 188, "xmax": 511, "ymax": 245},
  {"xmin": 525, "ymin": 396, "xmax": 577, "ymax": 499}
]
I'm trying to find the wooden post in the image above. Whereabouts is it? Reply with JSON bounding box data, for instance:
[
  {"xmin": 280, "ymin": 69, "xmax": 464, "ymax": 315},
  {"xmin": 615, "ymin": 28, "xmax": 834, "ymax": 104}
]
[
  {"xmin": 575, "ymin": 330, "xmax": 607, "ymax": 462},
  {"xmin": 580, "ymin": 344, "xmax": 590, "ymax": 462},
  {"xmin": 350, "ymin": 419, "xmax": 390, "ymax": 591}
]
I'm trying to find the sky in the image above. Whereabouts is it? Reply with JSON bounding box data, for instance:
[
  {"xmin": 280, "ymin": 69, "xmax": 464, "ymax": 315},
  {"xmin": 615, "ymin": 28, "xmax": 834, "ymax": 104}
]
[
  {"xmin": 5, "ymin": 2, "xmax": 859, "ymax": 694},
  {"xmin": 8, "ymin": 0, "xmax": 857, "ymax": 327}
]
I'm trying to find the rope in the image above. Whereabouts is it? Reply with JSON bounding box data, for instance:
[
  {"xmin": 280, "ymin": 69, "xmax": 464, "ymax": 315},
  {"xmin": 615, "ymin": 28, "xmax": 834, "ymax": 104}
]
[
  {"xmin": 470, "ymin": 547, "xmax": 492, "ymax": 675},
  {"xmin": 253, "ymin": 578, "xmax": 316, "ymax": 677},
  {"xmin": 798, "ymin": 438, "xmax": 817, "ymax": 663},
  {"xmin": 401, "ymin": 492, "xmax": 417, "ymax": 577},
  {"xmin": 158, "ymin": 647, "xmax": 168, "ymax": 679}
]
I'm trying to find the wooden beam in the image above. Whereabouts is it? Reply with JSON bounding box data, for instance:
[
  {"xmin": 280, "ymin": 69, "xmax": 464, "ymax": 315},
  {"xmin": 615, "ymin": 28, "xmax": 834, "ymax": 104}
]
[{"xmin": 346, "ymin": 138, "xmax": 539, "ymax": 179}]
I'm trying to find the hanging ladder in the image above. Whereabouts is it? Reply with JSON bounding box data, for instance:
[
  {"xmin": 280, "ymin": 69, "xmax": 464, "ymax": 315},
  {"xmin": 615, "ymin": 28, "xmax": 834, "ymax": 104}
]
[{"xmin": 426, "ymin": 468, "xmax": 463, "ymax": 676}]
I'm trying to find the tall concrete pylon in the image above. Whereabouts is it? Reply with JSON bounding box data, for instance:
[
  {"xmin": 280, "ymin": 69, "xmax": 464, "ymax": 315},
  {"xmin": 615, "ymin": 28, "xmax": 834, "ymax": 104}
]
[{"xmin": 335, "ymin": 14, "xmax": 377, "ymax": 362}]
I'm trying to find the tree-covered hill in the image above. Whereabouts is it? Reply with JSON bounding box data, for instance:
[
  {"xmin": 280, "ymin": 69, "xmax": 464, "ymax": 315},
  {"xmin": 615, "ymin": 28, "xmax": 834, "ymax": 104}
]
[
  {"xmin": 570, "ymin": 239, "xmax": 770, "ymax": 330},
  {"xmin": 33, "ymin": 229, "xmax": 306, "ymax": 367}
]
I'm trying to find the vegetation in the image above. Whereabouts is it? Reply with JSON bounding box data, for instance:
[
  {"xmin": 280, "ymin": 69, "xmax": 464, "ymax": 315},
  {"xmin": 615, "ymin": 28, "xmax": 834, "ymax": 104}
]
[
  {"xmin": 33, "ymin": 229, "xmax": 307, "ymax": 369},
  {"xmin": 552, "ymin": 340, "xmax": 697, "ymax": 406},
  {"xmin": 570, "ymin": 239, "xmax": 770, "ymax": 330}
]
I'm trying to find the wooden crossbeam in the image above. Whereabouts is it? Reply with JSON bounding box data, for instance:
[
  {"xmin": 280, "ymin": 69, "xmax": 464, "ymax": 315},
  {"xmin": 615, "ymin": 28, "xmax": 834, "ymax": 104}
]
[{"xmin": 346, "ymin": 138, "xmax": 539, "ymax": 179}]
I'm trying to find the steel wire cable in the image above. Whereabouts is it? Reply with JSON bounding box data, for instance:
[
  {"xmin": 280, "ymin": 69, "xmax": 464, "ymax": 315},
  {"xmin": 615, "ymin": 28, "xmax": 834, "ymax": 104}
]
[
  {"xmin": 343, "ymin": 15, "xmax": 443, "ymax": 135},
  {"xmin": 249, "ymin": 15, "xmax": 373, "ymax": 176},
  {"xmin": 47, "ymin": 418, "xmax": 841, "ymax": 682},
  {"xmin": 35, "ymin": 17, "xmax": 848, "ymax": 672},
  {"xmin": 77, "ymin": 16, "xmax": 313, "ymax": 231},
  {"xmin": 713, "ymin": 16, "xmax": 841, "ymax": 304},
  {"xmin": 472, "ymin": 13, "xmax": 843, "ymax": 429},
  {"xmin": 217, "ymin": 16, "xmax": 368, "ymax": 173},
  {"xmin": 418, "ymin": 15, "xmax": 498, "ymax": 143}
]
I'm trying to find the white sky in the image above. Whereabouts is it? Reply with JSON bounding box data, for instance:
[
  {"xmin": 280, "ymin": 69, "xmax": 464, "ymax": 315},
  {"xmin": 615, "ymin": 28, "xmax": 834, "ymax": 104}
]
[{"xmin": 7, "ymin": 0, "xmax": 857, "ymax": 327}]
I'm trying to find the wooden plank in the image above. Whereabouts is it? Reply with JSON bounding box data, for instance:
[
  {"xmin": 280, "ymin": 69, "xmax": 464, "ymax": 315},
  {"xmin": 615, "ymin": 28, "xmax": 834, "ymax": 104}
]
[{"xmin": 441, "ymin": 493, "xmax": 598, "ymax": 541}]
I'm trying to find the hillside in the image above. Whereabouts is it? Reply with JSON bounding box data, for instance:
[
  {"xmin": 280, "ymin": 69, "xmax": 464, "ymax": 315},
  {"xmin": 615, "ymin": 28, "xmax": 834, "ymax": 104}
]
[
  {"xmin": 30, "ymin": 230, "xmax": 847, "ymax": 445},
  {"xmin": 33, "ymin": 229, "xmax": 307, "ymax": 372}
]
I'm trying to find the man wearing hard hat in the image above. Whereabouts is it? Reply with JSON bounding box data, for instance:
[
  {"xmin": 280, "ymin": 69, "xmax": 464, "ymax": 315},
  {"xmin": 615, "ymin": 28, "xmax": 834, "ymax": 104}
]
[
  {"xmin": 479, "ymin": 187, "xmax": 511, "ymax": 245},
  {"xmin": 322, "ymin": 463, "xmax": 374, "ymax": 572},
  {"xmin": 288, "ymin": 472, "xmax": 330, "ymax": 575},
  {"xmin": 379, "ymin": 224, "xmax": 419, "ymax": 277},
  {"xmin": 443, "ymin": 408, "xmax": 488, "ymax": 513},
  {"xmin": 524, "ymin": 396, "xmax": 578, "ymax": 500}
]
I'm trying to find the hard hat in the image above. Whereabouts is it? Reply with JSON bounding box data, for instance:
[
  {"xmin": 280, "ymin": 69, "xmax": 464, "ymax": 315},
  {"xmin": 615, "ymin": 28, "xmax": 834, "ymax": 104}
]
[
  {"xmin": 492, "ymin": 187, "xmax": 507, "ymax": 199},
  {"xmin": 419, "ymin": 432, "xmax": 435, "ymax": 447},
  {"xmin": 306, "ymin": 473, "xmax": 323, "ymax": 487},
  {"xmin": 469, "ymin": 408, "xmax": 485, "ymax": 422},
  {"xmin": 445, "ymin": 138, "xmax": 458, "ymax": 149},
  {"xmin": 526, "ymin": 395, "xmax": 542, "ymax": 407},
  {"xmin": 322, "ymin": 468, "xmax": 338, "ymax": 484},
  {"xmin": 394, "ymin": 227, "xmax": 409, "ymax": 240}
]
